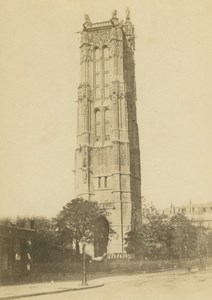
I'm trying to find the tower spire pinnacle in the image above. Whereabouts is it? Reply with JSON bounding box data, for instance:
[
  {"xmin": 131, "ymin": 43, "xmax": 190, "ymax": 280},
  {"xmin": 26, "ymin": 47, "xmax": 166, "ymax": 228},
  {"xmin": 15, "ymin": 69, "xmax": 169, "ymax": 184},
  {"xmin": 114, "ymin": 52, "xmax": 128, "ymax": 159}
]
[
  {"xmin": 126, "ymin": 8, "xmax": 130, "ymax": 20},
  {"xmin": 83, "ymin": 14, "xmax": 92, "ymax": 29}
]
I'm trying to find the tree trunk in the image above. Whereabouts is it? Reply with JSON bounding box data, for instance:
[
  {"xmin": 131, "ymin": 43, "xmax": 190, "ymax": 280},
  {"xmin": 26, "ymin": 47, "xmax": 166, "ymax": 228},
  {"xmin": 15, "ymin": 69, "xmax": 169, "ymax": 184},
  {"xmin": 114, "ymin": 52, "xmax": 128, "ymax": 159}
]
[
  {"xmin": 76, "ymin": 241, "xmax": 80, "ymax": 255},
  {"xmin": 179, "ymin": 244, "xmax": 182, "ymax": 265}
]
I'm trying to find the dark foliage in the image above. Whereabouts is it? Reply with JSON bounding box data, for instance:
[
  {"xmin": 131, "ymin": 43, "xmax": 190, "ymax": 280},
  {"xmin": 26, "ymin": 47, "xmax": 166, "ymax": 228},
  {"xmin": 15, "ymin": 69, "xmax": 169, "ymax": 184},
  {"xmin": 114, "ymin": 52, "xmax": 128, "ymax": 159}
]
[
  {"xmin": 125, "ymin": 204, "xmax": 212, "ymax": 261},
  {"xmin": 54, "ymin": 198, "xmax": 111, "ymax": 255}
]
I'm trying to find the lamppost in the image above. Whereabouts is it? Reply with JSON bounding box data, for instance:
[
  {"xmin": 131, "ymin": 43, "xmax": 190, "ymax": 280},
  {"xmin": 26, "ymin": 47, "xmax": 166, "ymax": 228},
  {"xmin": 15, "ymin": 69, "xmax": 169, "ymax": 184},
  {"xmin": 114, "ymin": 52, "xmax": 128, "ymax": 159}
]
[
  {"xmin": 186, "ymin": 233, "xmax": 189, "ymax": 260},
  {"xmin": 81, "ymin": 237, "xmax": 88, "ymax": 286}
]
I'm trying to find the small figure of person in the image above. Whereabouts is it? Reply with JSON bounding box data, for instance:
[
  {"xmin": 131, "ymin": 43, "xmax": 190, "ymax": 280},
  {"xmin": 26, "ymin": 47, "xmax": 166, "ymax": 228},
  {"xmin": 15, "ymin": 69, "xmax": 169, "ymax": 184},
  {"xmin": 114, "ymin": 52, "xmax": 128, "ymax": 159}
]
[
  {"xmin": 198, "ymin": 257, "xmax": 206, "ymax": 273},
  {"xmin": 185, "ymin": 261, "xmax": 192, "ymax": 273}
]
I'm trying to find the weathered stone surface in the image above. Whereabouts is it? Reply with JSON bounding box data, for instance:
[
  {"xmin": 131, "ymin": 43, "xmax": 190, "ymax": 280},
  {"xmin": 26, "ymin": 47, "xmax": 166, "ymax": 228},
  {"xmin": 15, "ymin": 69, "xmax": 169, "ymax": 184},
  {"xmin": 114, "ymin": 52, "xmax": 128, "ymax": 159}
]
[{"xmin": 75, "ymin": 13, "xmax": 141, "ymax": 255}]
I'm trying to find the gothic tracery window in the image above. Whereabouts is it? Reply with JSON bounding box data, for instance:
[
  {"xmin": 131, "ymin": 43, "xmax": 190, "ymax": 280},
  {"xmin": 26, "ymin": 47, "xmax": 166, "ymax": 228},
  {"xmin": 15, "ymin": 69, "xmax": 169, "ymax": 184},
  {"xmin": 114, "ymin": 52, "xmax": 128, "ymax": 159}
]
[
  {"xmin": 96, "ymin": 61, "xmax": 100, "ymax": 73},
  {"xmin": 95, "ymin": 48, "xmax": 100, "ymax": 60},
  {"xmin": 103, "ymin": 47, "xmax": 109, "ymax": 59},
  {"xmin": 98, "ymin": 177, "xmax": 101, "ymax": 188},
  {"xmin": 103, "ymin": 46, "xmax": 109, "ymax": 98},
  {"xmin": 95, "ymin": 48, "xmax": 101, "ymax": 100},
  {"xmin": 105, "ymin": 176, "xmax": 108, "ymax": 188},
  {"xmin": 96, "ymin": 73, "xmax": 100, "ymax": 85},
  {"xmin": 104, "ymin": 73, "xmax": 109, "ymax": 85},
  {"xmin": 94, "ymin": 46, "xmax": 110, "ymax": 100},
  {"xmin": 104, "ymin": 60, "xmax": 109, "ymax": 72}
]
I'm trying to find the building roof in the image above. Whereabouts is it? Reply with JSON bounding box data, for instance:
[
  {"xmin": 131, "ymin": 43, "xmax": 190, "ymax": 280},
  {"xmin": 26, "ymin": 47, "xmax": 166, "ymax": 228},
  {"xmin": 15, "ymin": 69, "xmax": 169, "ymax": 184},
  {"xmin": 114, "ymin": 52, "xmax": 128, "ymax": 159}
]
[{"xmin": 0, "ymin": 225, "xmax": 35, "ymax": 239}]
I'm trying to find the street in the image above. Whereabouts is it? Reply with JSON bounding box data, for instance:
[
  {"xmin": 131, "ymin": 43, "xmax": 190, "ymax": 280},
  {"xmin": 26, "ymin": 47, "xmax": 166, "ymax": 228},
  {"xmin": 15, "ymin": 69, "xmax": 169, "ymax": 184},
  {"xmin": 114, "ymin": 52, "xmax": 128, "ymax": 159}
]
[{"xmin": 22, "ymin": 270, "xmax": 212, "ymax": 300}]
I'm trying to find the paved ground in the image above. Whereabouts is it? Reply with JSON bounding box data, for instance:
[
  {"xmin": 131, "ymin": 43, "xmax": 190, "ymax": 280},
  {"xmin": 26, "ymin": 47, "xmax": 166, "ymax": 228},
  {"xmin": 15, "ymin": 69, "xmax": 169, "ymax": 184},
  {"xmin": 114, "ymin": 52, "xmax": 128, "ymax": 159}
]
[
  {"xmin": 0, "ymin": 280, "xmax": 103, "ymax": 300},
  {"xmin": 1, "ymin": 269, "xmax": 212, "ymax": 300}
]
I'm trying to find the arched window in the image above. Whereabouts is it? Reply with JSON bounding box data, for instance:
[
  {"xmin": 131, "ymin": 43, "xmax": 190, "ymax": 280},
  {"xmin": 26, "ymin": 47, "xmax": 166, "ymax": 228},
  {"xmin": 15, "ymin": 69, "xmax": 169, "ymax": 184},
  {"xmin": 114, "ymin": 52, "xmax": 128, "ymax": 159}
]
[
  {"xmin": 94, "ymin": 48, "xmax": 101, "ymax": 100},
  {"xmin": 104, "ymin": 73, "xmax": 109, "ymax": 85},
  {"xmin": 95, "ymin": 110, "xmax": 101, "ymax": 141},
  {"xmin": 104, "ymin": 73, "xmax": 109, "ymax": 98},
  {"xmin": 103, "ymin": 47, "xmax": 109, "ymax": 59},
  {"xmin": 104, "ymin": 176, "xmax": 107, "ymax": 188},
  {"xmin": 98, "ymin": 177, "xmax": 101, "ymax": 188},
  {"xmin": 104, "ymin": 109, "xmax": 110, "ymax": 140},
  {"xmin": 93, "ymin": 46, "xmax": 109, "ymax": 101},
  {"xmin": 103, "ymin": 47, "xmax": 109, "ymax": 99},
  {"xmin": 95, "ymin": 48, "xmax": 100, "ymax": 60},
  {"xmin": 96, "ymin": 73, "xmax": 100, "ymax": 85}
]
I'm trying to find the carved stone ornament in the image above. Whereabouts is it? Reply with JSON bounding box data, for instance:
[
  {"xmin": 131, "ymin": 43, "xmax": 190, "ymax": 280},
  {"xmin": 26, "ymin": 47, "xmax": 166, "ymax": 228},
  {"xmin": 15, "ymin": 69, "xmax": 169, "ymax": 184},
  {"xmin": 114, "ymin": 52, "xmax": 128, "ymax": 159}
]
[
  {"xmin": 81, "ymin": 98, "xmax": 87, "ymax": 116},
  {"xmin": 81, "ymin": 55, "xmax": 91, "ymax": 63},
  {"xmin": 81, "ymin": 146, "xmax": 90, "ymax": 183},
  {"xmin": 81, "ymin": 31, "xmax": 90, "ymax": 45},
  {"xmin": 80, "ymin": 46, "xmax": 92, "ymax": 63},
  {"xmin": 78, "ymin": 84, "xmax": 92, "ymax": 102},
  {"xmin": 82, "ymin": 168, "xmax": 87, "ymax": 183},
  {"xmin": 125, "ymin": 98, "xmax": 128, "ymax": 111},
  {"xmin": 90, "ymin": 30, "xmax": 110, "ymax": 48},
  {"xmin": 112, "ymin": 10, "xmax": 118, "ymax": 19},
  {"xmin": 126, "ymin": 8, "xmax": 130, "ymax": 20},
  {"xmin": 84, "ymin": 14, "xmax": 91, "ymax": 23},
  {"xmin": 83, "ymin": 14, "xmax": 92, "ymax": 30},
  {"xmin": 111, "ymin": 46, "xmax": 121, "ymax": 57},
  {"xmin": 81, "ymin": 27, "xmax": 123, "ymax": 48},
  {"xmin": 128, "ymin": 37, "xmax": 135, "ymax": 51},
  {"xmin": 110, "ymin": 40, "xmax": 123, "ymax": 57},
  {"xmin": 119, "ymin": 84, "xmax": 126, "ymax": 97},
  {"xmin": 111, "ymin": 27, "xmax": 122, "ymax": 41},
  {"xmin": 112, "ymin": 92, "xmax": 118, "ymax": 110},
  {"xmin": 82, "ymin": 146, "xmax": 88, "ymax": 168}
]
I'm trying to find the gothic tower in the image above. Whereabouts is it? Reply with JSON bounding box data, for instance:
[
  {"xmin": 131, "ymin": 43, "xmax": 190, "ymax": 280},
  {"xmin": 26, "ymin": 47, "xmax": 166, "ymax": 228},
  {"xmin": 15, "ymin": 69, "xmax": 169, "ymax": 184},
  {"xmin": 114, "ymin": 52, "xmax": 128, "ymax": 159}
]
[{"xmin": 75, "ymin": 10, "xmax": 141, "ymax": 255}]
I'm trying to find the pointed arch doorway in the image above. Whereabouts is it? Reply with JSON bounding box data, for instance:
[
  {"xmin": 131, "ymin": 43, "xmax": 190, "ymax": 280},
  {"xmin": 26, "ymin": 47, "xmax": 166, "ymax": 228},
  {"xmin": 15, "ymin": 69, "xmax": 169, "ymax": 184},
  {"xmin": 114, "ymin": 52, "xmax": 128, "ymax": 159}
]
[{"xmin": 93, "ymin": 216, "xmax": 109, "ymax": 257}]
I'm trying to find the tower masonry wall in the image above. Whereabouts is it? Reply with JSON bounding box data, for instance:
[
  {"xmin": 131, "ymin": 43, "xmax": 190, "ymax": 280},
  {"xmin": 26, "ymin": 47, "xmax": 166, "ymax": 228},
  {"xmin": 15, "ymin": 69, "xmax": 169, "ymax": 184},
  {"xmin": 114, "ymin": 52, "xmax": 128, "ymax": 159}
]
[{"xmin": 74, "ymin": 11, "xmax": 142, "ymax": 255}]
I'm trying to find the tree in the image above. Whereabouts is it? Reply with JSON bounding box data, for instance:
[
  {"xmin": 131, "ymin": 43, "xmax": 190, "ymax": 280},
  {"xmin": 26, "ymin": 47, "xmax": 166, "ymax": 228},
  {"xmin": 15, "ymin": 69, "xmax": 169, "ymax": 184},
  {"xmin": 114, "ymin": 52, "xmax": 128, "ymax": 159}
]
[
  {"xmin": 168, "ymin": 214, "xmax": 197, "ymax": 261},
  {"xmin": 125, "ymin": 205, "xmax": 170, "ymax": 259},
  {"xmin": 206, "ymin": 230, "xmax": 212, "ymax": 257},
  {"xmin": 125, "ymin": 203, "xmax": 200, "ymax": 261},
  {"xmin": 196, "ymin": 226, "xmax": 208, "ymax": 257},
  {"xmin": 54, "ymin": 198, "xmax": 109, "ymax": 255},
  {"xmin": 32, "ymin": 217, "xmax": 58, "ymax": 263}
]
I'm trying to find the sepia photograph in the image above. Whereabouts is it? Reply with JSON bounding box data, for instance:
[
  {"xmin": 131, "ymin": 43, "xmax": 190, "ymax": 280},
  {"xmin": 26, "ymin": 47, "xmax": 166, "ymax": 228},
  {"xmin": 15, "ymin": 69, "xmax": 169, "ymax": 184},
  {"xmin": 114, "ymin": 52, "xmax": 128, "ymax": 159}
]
[{"xmin": 0, "ymin": 0, "xmax": 212, "ymax": 299}]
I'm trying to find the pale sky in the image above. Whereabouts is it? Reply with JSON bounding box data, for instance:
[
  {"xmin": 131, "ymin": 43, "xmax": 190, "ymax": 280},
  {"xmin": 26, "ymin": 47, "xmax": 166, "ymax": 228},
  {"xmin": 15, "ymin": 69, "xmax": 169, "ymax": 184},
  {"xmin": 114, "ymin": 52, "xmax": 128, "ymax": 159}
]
[{"xmin": 0, "ymin": 0, "xmax": 212, "ymax": 217}]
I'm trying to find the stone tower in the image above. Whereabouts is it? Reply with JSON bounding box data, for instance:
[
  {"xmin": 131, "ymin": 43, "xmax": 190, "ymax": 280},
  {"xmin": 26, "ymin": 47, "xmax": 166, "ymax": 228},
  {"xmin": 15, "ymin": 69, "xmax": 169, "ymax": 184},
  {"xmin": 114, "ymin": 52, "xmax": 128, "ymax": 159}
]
[{"xmin": 75, "ymin": 10, "xmax": 141, "ymax": 255}]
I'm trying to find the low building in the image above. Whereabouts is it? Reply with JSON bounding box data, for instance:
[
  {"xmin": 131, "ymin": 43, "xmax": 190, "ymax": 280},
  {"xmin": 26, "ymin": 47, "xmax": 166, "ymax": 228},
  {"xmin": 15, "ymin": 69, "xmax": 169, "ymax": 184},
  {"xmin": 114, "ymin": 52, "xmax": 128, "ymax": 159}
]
[
  {"xmin": 161, "ymin": 201, "xmax": 212, "ymax": 228},
  {"xmin": 0, "ymin": 220, "xmax": 35, "ymax": 284}
]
